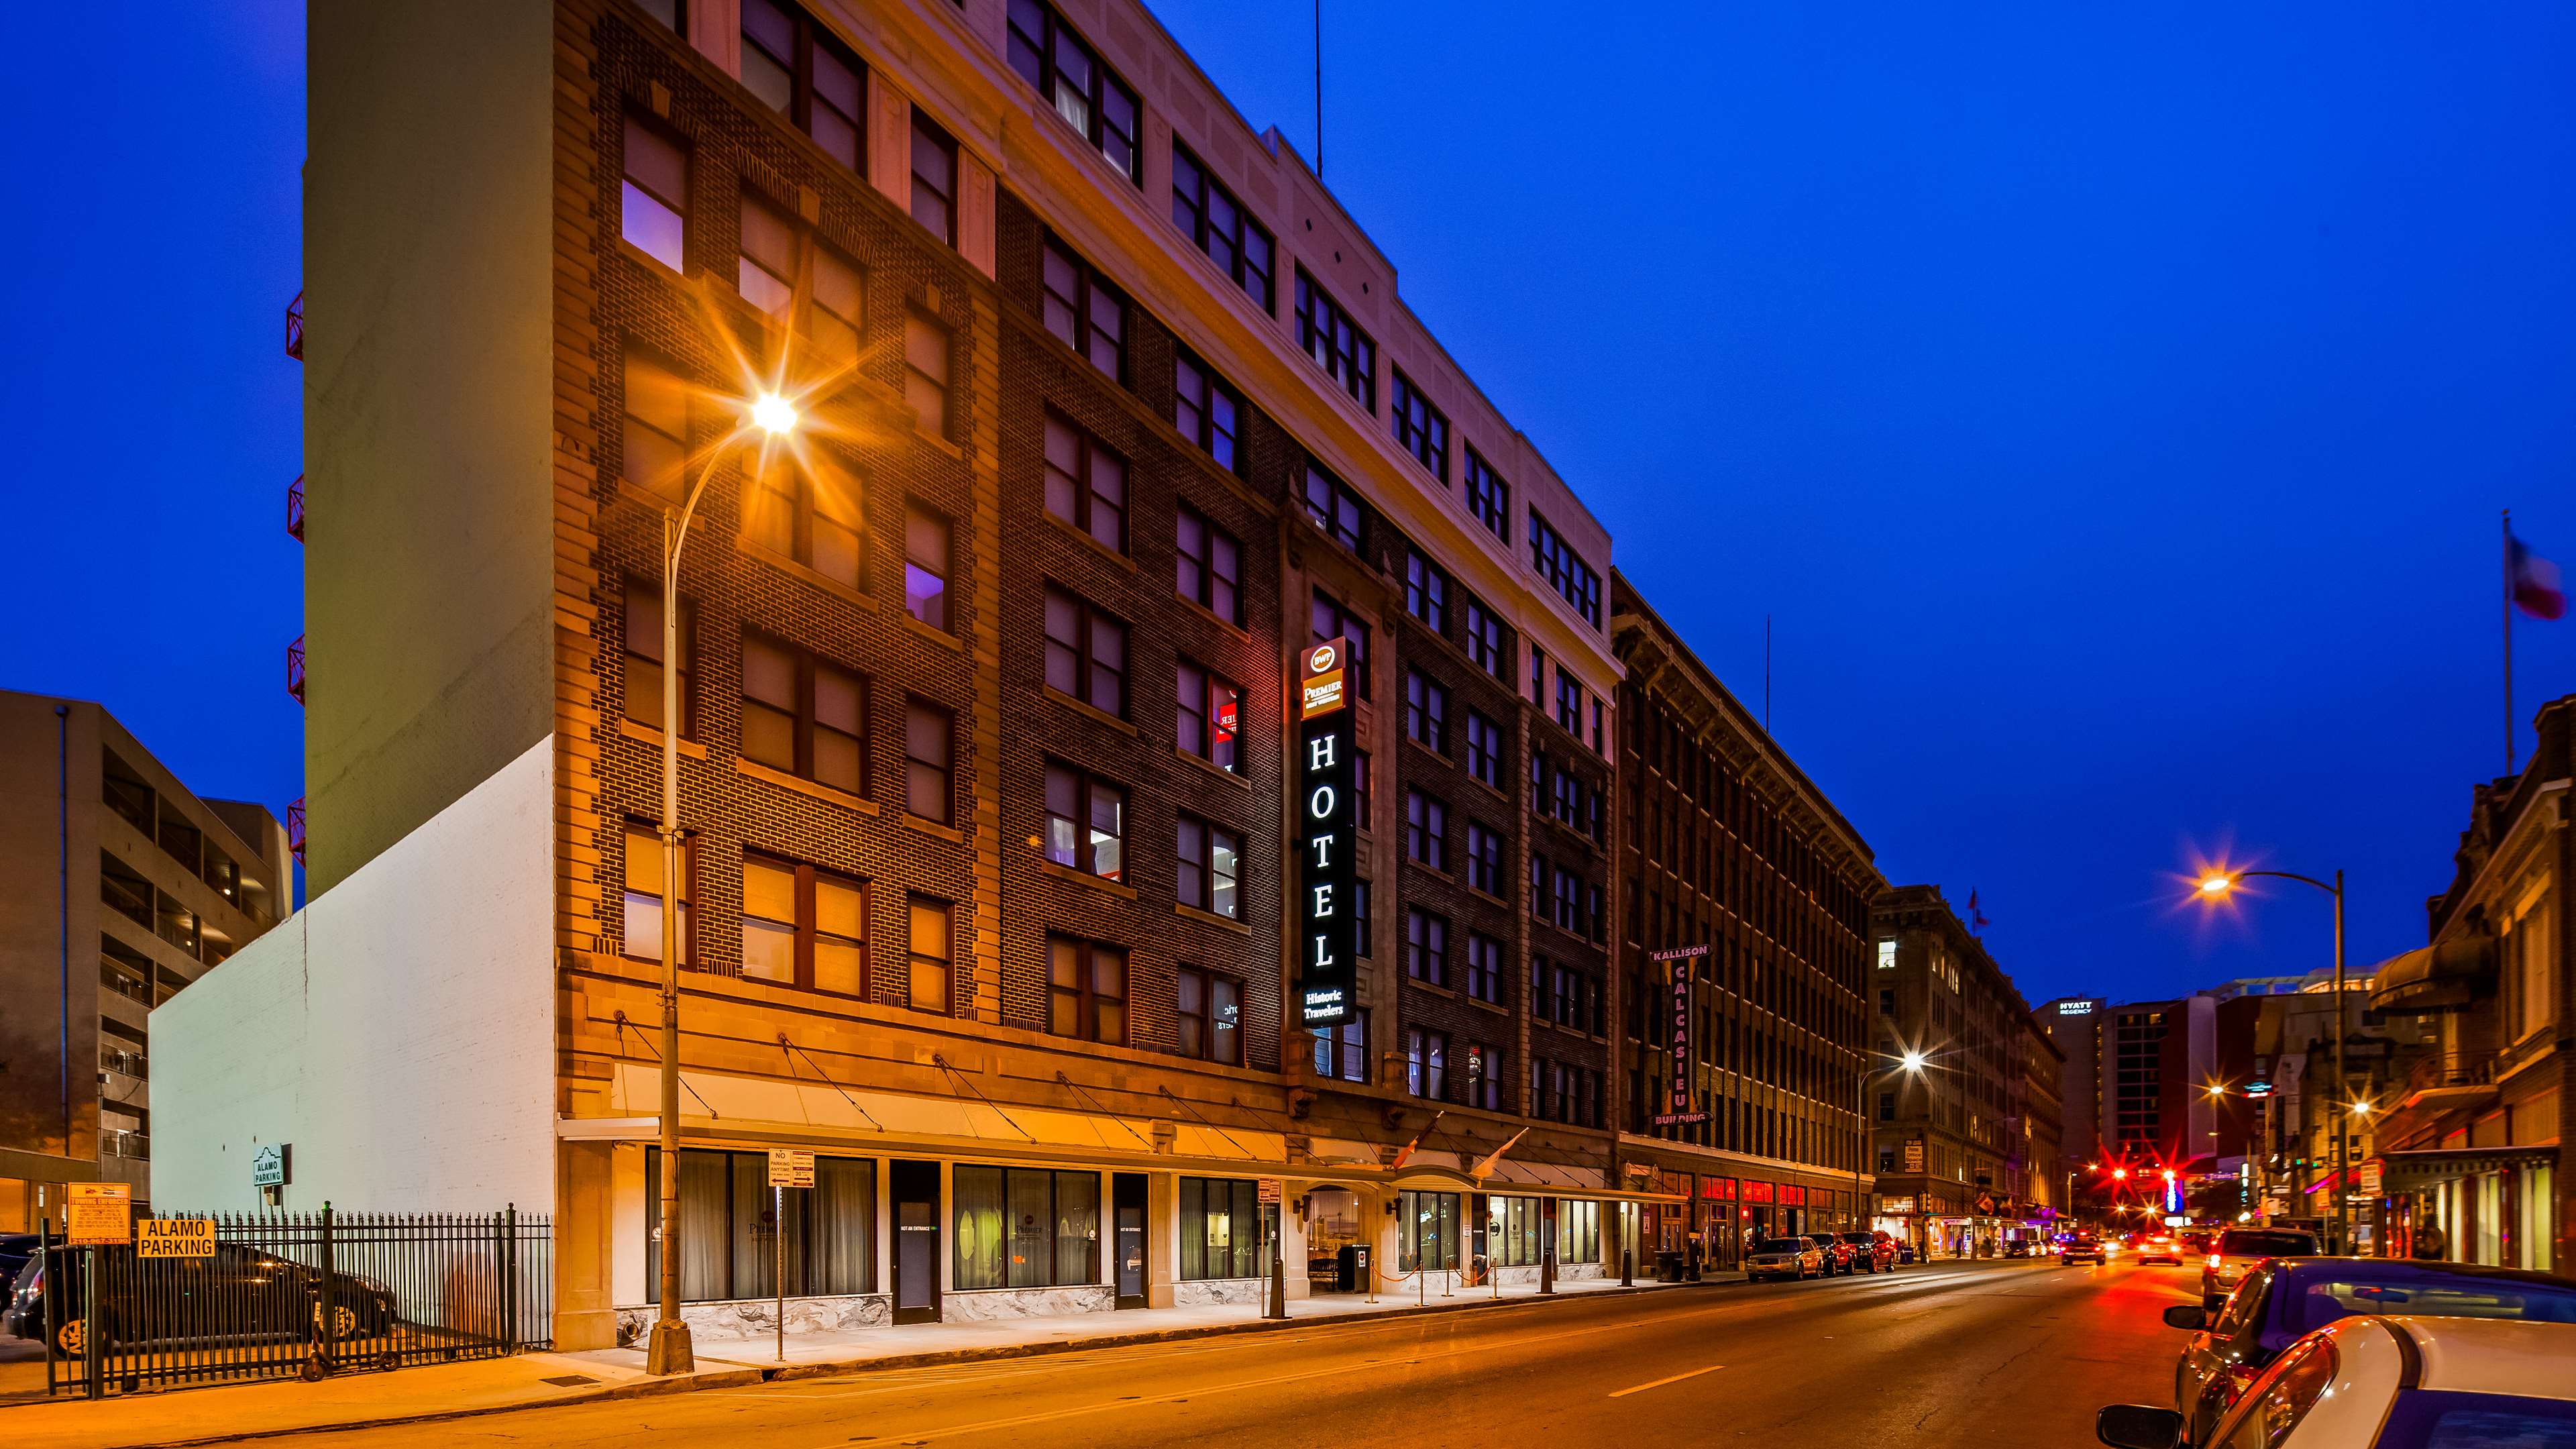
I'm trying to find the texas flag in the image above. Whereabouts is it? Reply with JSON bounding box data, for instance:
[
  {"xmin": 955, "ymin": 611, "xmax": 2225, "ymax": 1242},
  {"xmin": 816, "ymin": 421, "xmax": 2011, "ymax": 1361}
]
[{"xmin": 2512, "ymin": 531, "xmax": 2567, "ymax": 621}]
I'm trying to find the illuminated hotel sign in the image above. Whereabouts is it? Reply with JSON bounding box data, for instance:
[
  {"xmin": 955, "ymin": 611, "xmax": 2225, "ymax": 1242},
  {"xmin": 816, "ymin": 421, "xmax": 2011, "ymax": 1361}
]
[
  {"xmin": 1650, "ymin": 945, "xmax": 1709, "ymax": 1125},
  {"xmin": 1298, "ymin": 640, "xmax": 1356, "ymax": 1029}
]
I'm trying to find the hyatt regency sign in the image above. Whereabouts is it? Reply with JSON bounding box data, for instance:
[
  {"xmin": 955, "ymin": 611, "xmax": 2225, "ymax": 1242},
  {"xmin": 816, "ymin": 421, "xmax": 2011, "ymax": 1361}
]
[{"xmin": 1298, "ymin": 639, "xmax": 1356, "ymax": 1029}]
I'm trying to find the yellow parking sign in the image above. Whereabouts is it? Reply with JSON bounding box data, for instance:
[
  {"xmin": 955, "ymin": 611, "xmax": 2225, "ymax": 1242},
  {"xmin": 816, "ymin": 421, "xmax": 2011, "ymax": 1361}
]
[
  {"xmin": 138, "ymin": 1218, "xmax": 217, "ymax": 1258},
  {"xmin": 67, "ymin": 1183, "xmax": 131, "ymax": 1245}
]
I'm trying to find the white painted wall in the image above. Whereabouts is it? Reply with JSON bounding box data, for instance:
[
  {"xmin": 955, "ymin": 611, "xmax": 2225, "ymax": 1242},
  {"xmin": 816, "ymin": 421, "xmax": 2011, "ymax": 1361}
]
[{"xmin": 151, "ymin": 737, "xmax": 556, "ymax": 1214}]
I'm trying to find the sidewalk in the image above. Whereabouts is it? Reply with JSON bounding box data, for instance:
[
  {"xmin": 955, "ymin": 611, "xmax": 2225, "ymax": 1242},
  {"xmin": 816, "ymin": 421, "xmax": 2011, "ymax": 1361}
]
[{"xmin": 3, "ymin": 1272, "xmax": 1725, "ymax": 1449}]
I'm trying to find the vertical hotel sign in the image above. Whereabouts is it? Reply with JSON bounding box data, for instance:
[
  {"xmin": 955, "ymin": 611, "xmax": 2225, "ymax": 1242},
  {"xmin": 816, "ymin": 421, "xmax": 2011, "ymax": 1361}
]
[
  {"xmin": 1650, "ymin": 945, "xmax": 1709, "ymax": 1125},
  {"xmin": 1297, "ymin": 639, "xmax": 1356, "ymax": 1028}
]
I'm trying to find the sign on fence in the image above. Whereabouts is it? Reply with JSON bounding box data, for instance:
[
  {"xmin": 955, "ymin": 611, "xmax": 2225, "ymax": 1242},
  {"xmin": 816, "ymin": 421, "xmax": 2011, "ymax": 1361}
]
[
  {"xmin": 252, "ymin": 1143, "xmax": 290, "ymax": 1187},
  {"xmin": 767, "ymin": 1148, "xmax": 814, "ymax": 1188},
  {"xmin": 67, "ymin": 1183, "xmax": 131, "ymax": 1244},
  {"xmin": 138, "ymin": 1217, "xmax": 217, "ymax": 1258}
]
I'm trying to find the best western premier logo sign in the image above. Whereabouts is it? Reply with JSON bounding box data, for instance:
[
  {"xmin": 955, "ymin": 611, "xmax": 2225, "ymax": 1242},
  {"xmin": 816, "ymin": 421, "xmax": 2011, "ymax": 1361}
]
[{"xmin": 1298, "ymin": 639, "xmax": 1356, "ymax": 1029}]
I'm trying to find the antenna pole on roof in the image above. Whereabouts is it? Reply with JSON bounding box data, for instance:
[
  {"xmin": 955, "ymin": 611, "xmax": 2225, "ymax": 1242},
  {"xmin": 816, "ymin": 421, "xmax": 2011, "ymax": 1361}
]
[
  {"xmin": 1764, "ymin": 614, "xmax": 1772, "ymax": 734},
  {"xmin": 1314, "ymin": 0, "xmax": 1324, "ymax": 178}
]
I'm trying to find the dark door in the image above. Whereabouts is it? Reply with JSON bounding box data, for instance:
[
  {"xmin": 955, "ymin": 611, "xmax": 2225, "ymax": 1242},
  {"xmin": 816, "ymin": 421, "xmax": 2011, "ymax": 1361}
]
[
  {"xmin": 892, "ymin": 1160, "xmax": 941, "ymax": 1324},
  {"xmin": 1113, "ymin": 1173, "xmax": 1147, "ymax": 1309}
]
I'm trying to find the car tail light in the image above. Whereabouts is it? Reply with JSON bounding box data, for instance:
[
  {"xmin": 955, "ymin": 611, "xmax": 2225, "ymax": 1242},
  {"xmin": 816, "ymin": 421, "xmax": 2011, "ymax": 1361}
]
[
  {"xmin": 2217, "ymin": 1361, "xmax": 2263, "ymax": 1407},
  {"xmin": 2207, "ymin": 1254, "xmax": 2223, "ymax": 1272}
]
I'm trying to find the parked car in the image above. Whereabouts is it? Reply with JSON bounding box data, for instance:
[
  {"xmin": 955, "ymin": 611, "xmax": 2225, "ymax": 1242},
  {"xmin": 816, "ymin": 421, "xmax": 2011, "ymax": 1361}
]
[
  {"xmin": 2136, "ymin": 1234, "xmax": 2186, "ymax": 1267},
  {"xmin": 1744, "ymin": 1236, "xmax": 1825, "ymax": 1281},
  {"xmin": 2202, "ymin": 1226, "xmax": 2320, "ymax": 1307},
  {"xmin": 2100, "ymin": 1316, "xmax": 2576, "ymax": 1448},
  {"xmin": 2003, "ymin": 1239, "xmax": 2032, "ymax": 1258},
  {"xmin": 0, "ymin": 1234, "xmax": 38, "ymax": 1289},
  {"xmin": 2156, "ymin": 1258, "xmax": 2576, "ymax": 1446},
  {"xmin": 5, "ymin": 1243, "xmax": 399, "ymax": 1358},
  {"xmin": 1811, "ymin": 1235, "xmax": 1857, "ymax": 1276},
  {"xmin": 2061, "ymin": 1233, "xmax": 2109, "ymax": 1266},
  {"xmin": 1837, "ymin": 1232, "xmax": 1898, "ymax": 1273}
]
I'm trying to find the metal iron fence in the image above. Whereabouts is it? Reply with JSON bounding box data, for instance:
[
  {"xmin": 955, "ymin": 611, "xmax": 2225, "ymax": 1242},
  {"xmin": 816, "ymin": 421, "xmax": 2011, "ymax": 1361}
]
[{"xmin": 32, "ymin": 1206, "xmax": 551, "ymax": 1397}]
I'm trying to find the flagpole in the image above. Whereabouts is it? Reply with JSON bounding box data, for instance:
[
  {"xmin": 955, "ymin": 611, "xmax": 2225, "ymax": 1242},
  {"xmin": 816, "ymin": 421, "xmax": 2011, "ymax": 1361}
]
[{"xmin": 2504, "ymin": 509, "xmax": 2516, "ymax": 777}]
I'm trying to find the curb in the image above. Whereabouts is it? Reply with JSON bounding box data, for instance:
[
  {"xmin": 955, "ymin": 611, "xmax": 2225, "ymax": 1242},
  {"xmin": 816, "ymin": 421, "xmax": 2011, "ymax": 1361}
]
[{"xmin": 85, "ymin": 1279, "xmax": 1719, "ymax": 1448}]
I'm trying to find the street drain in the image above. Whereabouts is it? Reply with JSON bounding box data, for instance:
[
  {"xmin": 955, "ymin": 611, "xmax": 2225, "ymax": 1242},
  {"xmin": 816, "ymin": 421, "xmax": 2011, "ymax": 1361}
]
[{"xmin": 541, "ymin": 1375, "xmax": 600, "ymax": 1387}]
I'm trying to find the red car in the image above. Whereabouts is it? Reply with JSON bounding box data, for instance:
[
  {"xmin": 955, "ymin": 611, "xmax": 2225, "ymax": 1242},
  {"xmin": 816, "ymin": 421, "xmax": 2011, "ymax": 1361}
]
[
  {"xmin": 1809, "ymin": 1235, "xmax": 1859, "ymax": 1275},
  {"xmin": 1837, "ymin": 1232, "xmax": 1899, "ymax": 1272}
]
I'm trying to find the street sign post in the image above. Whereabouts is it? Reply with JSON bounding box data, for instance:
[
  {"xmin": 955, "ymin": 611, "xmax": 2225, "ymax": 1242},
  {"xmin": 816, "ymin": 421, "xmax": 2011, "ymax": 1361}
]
[{"xmin": 766, "ymin": 1150, "xmax": 814, "ymax": 1361}]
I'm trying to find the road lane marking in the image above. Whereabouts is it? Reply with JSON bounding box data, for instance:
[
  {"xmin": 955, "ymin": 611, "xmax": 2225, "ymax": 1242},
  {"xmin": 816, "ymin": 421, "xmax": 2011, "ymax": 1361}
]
[{"xmin": 1607, "ymin": 1363, "xmax": 1725, "ymax": 1398}]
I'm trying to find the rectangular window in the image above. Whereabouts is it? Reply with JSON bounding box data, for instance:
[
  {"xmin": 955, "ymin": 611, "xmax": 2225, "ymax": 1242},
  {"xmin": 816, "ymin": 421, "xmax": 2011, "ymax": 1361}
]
[
  {"xmin": 1006, "ymin": 0, "xmax": 1141, "ymax": 181},
  {"xmin": 1175, "ymin": 661, "xmax": 1240, "ymax": 772},
  {"xmin": 903, "ymin": 698, "xmax": 953, "ymax": 822},
  {"xmin": 1403, "ymin": 669, "xmax": 1448, "ymax": 754},
  {"xmin": 1462, "ymin": 447, "xmax": 1509, "ymax": 542},
  {"xmin": 1390, "ymin": 369, "xmax": 1449, "ymax": 478},
  {"xmin": 1556, "ymin": 667, "xmax": 1583, "ymax": 733},
  {"xmin": 739, "ymin": 192, "xmax": 798, "ymax": 319},
  {"xmin": 1177, "ymin": 967, "xmax": 1244, "ymax": 1066},
  {"xmin": 1044, "ymin": 934, "xmax": 1126, "ymax": 1043},
  {"xmin": 1404, "ymin": 909, "xmax": 1449, "ymax": 989},
  {"xmin": 1404, "ymin": 790, "xmax": 1447, "ymax": 872},
  {"xmin": 622, "ymin": 578, "xmax": 693, "ymax": 737},
  {"xmin": 904, "ymin": 502, "xmax": 951, "ymax": 631},
  {"xmin": 1042, "ymin": 586, "xmax": 1129, "ymax": 716},
  {"xmin": 637, "ymin": 0, "xmax": 684, "ymax": 35},
  {"xmin": 954, "ymin": 1166, "xmax": 1098, "ymax": 1289},
  {"xmin": 1397, "ymin": 1191, "xmax": 1459, "ymax": 1273},
  {"xmin": 907, "ymin": 894, "xmax": 951, "ymax": 1014},
  {"xmin": 1465, "ymin": 822, "xmax": 1503, "ymax": 897},
  {"xmin": 739, "ymin": 0, "xmax": 863, "ymax": 170},
  {"xmin": 910, "ymin": 108, "xmax": 957, "ymax": 243},
  {"xmin": 1529, "ymin": 644, "xmax": 1546, "ymax": 706},
  {"xmin": 1170, "ymin": 143, "xmax": 1275, "ymax": 309},
  {"xmin": 739, "ymin": 852, "xmax": 867, "ymax": 996},
  {"xmin": 1403, "ymin": 550, "xmax": 1448, "ymax": 633},
  {"xmin": 1464, "ymin": 710, "xmax": 1502, "ymax": 789},
  {"xmin": 622, "ymin": 115, "xmax": 688, "ymax": 272},
  {"xmin": 1405, "ymin": 1026, "xmax": 1449, "ymax": 1099},
  {"xmin": 1460, "ymin": 600, "xmax": 1506, "ymax": 686},
  {"xmin": 904, "ymin": 309, "xmax": 951, "ymax": 435},
  {"xmin": 1313, "ymin": 1010, "xmax": 1368, "ymax": 1082},
  {"xmin": 1877, "ymin": 938, "xmax": 1897, "ymax": 971},
  {"xmin": 1176, "ymin": 814, "xmax": 1241, "ymax": 919},
  {"xmin": 1465, "ymin": 932, "xmax": 1503, "ymax": 1005},
  {"xmin": 1301, "ymin": 464, "xmax": 1364, "ymax": 552},
  {"xmin": 644, "ymin": 1148, "xmax": 876, "ymax": 1301},
  {"xmin": 1042, "ymin": 413, "xmax": 1128, "ymax": 553},
  {"xmin": 1179, "ymin": 1177, "xmax": 1260, "ymax": 1279},
  {"xmin": 1295, "ymin": 268, "xmax": 1375, "ymax": 411},
  {"xmin": 747, "ymin": 451, "xmax": 867, "ymax": 592},
  {"xmin": 1464, "ymin": 1044, "xmax": 1503, "ymax": 1111},
  {"xmin": 1040, "ymin": 234, "xmax": 1126, "ymax": 380},
  {"xmin": 1173, "ymin": 354, "xmax": 1242, "ymax": 472},
  {"xmin": 739, "ymin": 632, "xmax": 867, "ymax": 796},
  {"xmin": 622, "ymin": 347, "xmax": 690, "ymax": 496},
  {"xmin": 621, "ymin": 821, "xmax": 692, "ymax": 965},
  {"xmin": 1353, "ymin": 875, "xmax": 1372, "ymax": 956},
  {"xmin": 1041, "ymin": 763, "xmax": 1126, "ymax": 881},
  {"xmin": 1174, "ymin": 506, "xmax": 1242, "ymax": 623},
  {"xmin": 1528, "ymin": 508, "xmax": 1603, "ymax": 628},
  {"xmin": 1310, "ymin": 592, "xmax": 1372, "ymax": 700}
]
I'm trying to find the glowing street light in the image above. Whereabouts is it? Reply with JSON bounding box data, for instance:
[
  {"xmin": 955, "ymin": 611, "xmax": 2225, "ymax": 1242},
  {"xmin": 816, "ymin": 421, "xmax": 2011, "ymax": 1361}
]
[
  {"xmin": 1900, "ymin": 1051, "xmax": 1928, "ymax": 1073},
  {"xmin": 751, "ymin": 391, "xmax": 800, "ymax": 435}
]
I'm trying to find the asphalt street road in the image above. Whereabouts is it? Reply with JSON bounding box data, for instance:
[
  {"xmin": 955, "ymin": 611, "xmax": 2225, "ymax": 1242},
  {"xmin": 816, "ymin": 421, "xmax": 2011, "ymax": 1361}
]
[{"xmin": 296, "ymin": 1258, "xmax": 2202, "ymax": 1448}]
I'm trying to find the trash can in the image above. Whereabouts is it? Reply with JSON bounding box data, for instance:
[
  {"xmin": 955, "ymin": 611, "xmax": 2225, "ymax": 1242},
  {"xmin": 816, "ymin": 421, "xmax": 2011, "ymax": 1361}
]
[
  {"xmin": 1656, "ymin": 1250, "xmax": 1684, "ymax": 1281},
  {"xmin": 1336, "ymin": 1243, "xmax": 1371, "ymax": 1291}
]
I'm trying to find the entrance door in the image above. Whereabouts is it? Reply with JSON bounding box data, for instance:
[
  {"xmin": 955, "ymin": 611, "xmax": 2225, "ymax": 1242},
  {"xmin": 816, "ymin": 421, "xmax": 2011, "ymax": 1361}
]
[
  {"xmin": 892, "ymin": 1159, "xmax": 941, "ymax": 1324},
  {"xmin": 1113, "ymin": 1173, "xmax": 1147, "ymax": 1309}
]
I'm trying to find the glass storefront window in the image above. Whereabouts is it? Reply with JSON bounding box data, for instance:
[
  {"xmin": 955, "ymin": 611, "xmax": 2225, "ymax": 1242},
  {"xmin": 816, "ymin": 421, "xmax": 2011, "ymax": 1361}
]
[
  {"xmin": 955, "ymin": 1165, "xmax": 1099, "ymax": 1289},
  {"xmin": 643, "ymin": 1148, "xmax": 876, "ymax": 1302},
  {"xmin": 1558, "ymin": 1200, "xmax": 1601, "ymax": 1265},
  {"xmin": 1399, "ymin": 1190, "xmax": 1460, "ymax": 1272},
  {"xmin": 1490, "ymin": 1197, "xmax": 1542, "ymax": 1266},
  {"xmin": 1181, "ymin": 1177, "xmax": 1263, "ymax": 1279}
]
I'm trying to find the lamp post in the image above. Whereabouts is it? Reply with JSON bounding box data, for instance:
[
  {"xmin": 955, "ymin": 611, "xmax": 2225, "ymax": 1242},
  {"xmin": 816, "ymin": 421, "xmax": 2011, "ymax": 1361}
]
[
  {"xmin": 1851, "ymin": 1049, "xmax": 1927, "ymax": 1237},
  {"xmin": 646, "ymin": 394, "xmax": 799, "ymax": 1377},
  {"xmin": 2198, "ymin": 867, "xmax": 2348, "ymax": 1254}
]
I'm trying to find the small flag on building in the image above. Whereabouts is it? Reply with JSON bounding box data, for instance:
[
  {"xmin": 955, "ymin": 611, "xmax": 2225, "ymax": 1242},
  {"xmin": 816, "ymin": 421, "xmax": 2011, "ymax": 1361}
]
[
  {"xmin": 1969, "ymin": 890, "xmax": 1990, "ymax": 932},
  {"xmin": 2510, "ymin": 531, "xmax": 2566, "ymax": 620}
]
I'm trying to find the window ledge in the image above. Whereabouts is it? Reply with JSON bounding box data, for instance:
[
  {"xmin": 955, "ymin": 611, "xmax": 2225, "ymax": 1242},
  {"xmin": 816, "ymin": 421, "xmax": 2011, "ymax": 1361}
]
[
  {"xmin": 1173, "ymin": 747, "xmax": 1254, "ymax": 790},
  {"xmin": 1046, "ymin": 688, "xmax": 1140, "ymax": 737},
  {"xmin": 914, "ymin": 425, "xmax": 965, "ymax": 462},
  {"xmin": 739, "ymin": 535, "xmax": 881, "ymax": 612},
  {"xmin": 1038, "ymin": 858, "xmax": 1137, "ymax": 900},
  {"xmin": 1176, "ymin": 592, "xmax": 1252, "ymax": 637},
  {"xmin": 1173, "ymin": 902, "xmax": 1251, "ymax": 936},
  {"xmin": 1400, "ymin": 734, "xmax": 1452, "ymax": 769},
  {"xmin": 734, "ymin": 755, "xmax": 879, "ymax": 814},
  {"xmin": 617, "ymin": 718, "xmax": 708, "ymax": 759},
  {"xmin": 1464, "ymin": 994, "xmax": 1509, "ymax": 1016},
  {"xmin": 902, "ymin": 812, "xmax": 967, "ymax": 846},
  {"xmin": 1403, "ymin": 977, "xmax": 1460, "ymax": 1002},
  {"xmin": 1043, "ymin": 512, "xmax": 1141, "ymax": 573},
  {"xmin": 900, "ymin": 611, "xmax": 966, "ymax": 653}
]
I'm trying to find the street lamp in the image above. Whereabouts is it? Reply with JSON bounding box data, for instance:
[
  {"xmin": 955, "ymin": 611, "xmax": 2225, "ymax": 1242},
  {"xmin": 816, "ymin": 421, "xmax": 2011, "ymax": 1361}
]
[
  {"xmin": 1854, "ymin": 1049, "xmax": 1927, "ymax": 1237},
  {"xmin": 645, "ymin": 392, "xmax": 799, "ymax": 1377},
  {"xmin": 2196, "ymin": 866, "xmax": 2349, "ymax": 1254}
]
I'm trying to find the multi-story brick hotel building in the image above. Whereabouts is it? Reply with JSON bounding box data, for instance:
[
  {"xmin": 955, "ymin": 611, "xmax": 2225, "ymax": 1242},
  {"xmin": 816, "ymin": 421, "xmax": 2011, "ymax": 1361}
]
[{"xmin": 157, "ymin": 0, "xmax": 1677, "ymax": 1348}]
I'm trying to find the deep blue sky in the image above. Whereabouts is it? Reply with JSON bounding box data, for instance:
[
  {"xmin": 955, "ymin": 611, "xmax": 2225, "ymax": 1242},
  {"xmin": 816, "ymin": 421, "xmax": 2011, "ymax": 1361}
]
[{"xmin": 3, "ymin": 3, "xmax": 2570, "ymax": 1003}]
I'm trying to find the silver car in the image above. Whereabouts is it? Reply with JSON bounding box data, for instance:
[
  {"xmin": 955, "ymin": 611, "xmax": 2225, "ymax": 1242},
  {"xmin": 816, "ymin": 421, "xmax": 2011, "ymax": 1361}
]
[
  {"xmin": 1745, "ymin": 1236, "xmax": 1825, "ymax": 1281},
  {"xmin": 2201, "ymin": 1226, "xmax": 2318, "ymax": 1306}
]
